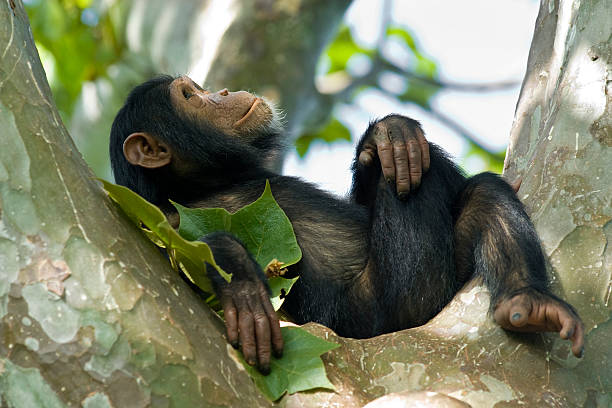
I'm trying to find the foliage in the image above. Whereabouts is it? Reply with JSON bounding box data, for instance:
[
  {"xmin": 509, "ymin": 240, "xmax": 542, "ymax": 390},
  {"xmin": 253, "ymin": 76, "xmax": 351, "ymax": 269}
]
[
  {"xmin": 173, "ymin": 180, "xmax": 302, "ymax": 311},
  {"xmin": 24, "ymin": 0, "xmax": 124, "ymax": 118},
  {"xmin": 464, "ymin": 141, "xmax": 506, "ymax": 174},
  {"xmin": 102, "ymin": 179, "xmax": 337, "ymax": 400},
  {"xmin": 174, "ymin": 181, "xmax": 302, "ymax": 273},
  {"xmin": 310, "ymin": 24, "xmax": 441, "ymax": 147},
  {"xmin": 295, "ymin": 118, "xmax": 352, "ymax": 157},
  {"xmin": 240, "ymin": 326, "xmax": 339, "ymax": 401},
  {"xmin": 100, "ymin": 179, "xmax": 227, "ymax": 293}
]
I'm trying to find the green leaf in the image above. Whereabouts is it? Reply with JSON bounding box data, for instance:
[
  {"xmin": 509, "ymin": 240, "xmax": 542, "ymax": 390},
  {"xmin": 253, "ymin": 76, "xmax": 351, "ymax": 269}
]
[
  {"xmin": 295, "ymin": 118, "xmax": 352, "ymax": 157},
  {"xmin": 99, "ymin": 179, "xmax": 230, "ymax": 293},
  {"xmin": 325, "ymin": 26, "xmax": 372, "ymax": 74},
  {"xmin": 240, "ymin": 327, "xmax": 339, "ymax": 401},
  {"xmin": 386, "ymin": 26, "xmax": 417, "ymax": 52},
  {"xmin": 414, "ymin": 53, "xmax": 438, "ymax": 78},
  {"xmin": 463, "ymin": 141, "xmax": 506, "ymax": 175},
  {"xmin": 174, "ymin": 180, "xmax": 302, "ymax": 271},
  {"xmin": 269, "ymin": 276, "xmax": 299, "ymax": 311}
]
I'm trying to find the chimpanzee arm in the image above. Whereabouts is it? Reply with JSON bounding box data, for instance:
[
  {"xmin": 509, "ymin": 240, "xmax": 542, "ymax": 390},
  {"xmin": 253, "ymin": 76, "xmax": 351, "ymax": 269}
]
[
  {"xmin": 351, "ymin": 115, "xmax": 430, "ymax": 207},
  {"xmin": 453, "ymin": 173, "xmax": 585, "ymax": 357},
  {"xmin": 200, "ymin": 232, "xmax": 283, "ymax": 374}
]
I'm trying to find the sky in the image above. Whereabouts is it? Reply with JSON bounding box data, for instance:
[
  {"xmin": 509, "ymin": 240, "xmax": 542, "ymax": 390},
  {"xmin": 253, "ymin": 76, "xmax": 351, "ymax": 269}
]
[{"xmin": 283, "ymin": 0, "xmax": 540, "ymax": 196}]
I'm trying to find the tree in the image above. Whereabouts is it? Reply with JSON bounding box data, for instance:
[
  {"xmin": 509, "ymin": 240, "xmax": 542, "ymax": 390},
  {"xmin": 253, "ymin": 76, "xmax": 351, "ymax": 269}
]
[{"xmin": 0, "ymin": 1, "xmax": 609, "ymax": 407}]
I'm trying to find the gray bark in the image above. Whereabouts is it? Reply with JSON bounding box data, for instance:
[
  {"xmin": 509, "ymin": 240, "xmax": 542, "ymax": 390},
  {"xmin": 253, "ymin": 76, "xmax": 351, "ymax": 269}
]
[{"xmin": 0, "ymin": 2, "xmax": 269, "ymax": 406}]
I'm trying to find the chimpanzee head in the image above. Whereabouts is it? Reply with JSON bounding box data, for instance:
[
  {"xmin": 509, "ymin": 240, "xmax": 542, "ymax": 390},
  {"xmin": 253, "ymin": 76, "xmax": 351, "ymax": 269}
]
[{"xmin": 109, "ymin": 75, "xmax": 283, "ymax": 205}]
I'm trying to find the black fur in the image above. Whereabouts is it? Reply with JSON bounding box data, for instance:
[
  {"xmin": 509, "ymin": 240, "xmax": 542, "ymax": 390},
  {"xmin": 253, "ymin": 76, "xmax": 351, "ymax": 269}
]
[{"xmin": 110, "ymin": 76, "xmax": 560, "ymax": 339}]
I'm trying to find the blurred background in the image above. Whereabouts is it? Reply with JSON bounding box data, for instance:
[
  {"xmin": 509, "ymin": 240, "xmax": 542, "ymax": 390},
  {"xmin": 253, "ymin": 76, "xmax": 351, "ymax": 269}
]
[{"xmin": 24, "ymin": 0, "xmax": 539, "ymax": 196}]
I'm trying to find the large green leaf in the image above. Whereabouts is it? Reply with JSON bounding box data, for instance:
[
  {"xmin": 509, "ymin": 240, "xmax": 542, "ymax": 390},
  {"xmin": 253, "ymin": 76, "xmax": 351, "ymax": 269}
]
[
  {"xmin": 174, "ymin": 180, "xmax": 302, "ymax": 271},
  {"xmin": 240, "ymin": 326, "xmax": 339, "ymax": 401},
  {"xmin": 100, "ymin": 179, "xmax": 230, "ymax": 293}
]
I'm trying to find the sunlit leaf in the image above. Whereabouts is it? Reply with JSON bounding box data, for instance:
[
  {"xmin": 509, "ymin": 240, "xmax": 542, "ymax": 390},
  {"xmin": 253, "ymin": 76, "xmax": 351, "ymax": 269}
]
[
  {"xmin": 173, "ymin": 180, "xmax": 301, "ymax": 310},
  {"xmin": 99, "ymin": 179, "xmax": 229, "ymax": 293},
  {"xmin": 240, "ymin": 327, "xmax": 339, "ymax": 401},
  {"xmin": 463, "ymin": 141, "xmax": 506, "ymax": 175},
  {"xmin": 295, "ymin": 118, "xmax": 352, "ymax": 157},
  {"xmin": 386, "ymin": 26, "xmax": 417, "ymax": 52},
  {"xmin": 325, "ymin": 26, "xmax": 373, "ymax": 74},
  {"xmin": 269, "ymin": 276, "xmax": 299, "ymax": 311},
  {"xmin": 174, "ymin": 180, "xmax": 302, "ymax": 271}
]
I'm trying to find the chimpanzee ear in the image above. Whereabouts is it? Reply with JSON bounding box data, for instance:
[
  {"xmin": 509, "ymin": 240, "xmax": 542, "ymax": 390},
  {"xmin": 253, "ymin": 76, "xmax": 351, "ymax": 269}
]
[{"xmin": 123, "ymin": 132, "xmax": 172, "ymax": 168}]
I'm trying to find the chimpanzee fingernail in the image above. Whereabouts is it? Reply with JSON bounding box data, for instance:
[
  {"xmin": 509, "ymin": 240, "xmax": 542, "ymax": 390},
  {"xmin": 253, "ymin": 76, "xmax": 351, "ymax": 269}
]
[
  {"xmin": 512, "ymin": 312, "xmax": 522, "ymax": 321},
  {"xmin": 231, "ymin": 342, "xmax": 239, "ymax": 349},
  {"xmin": 386, "ymin": 177, "xmax": 392, "ymax": 184},
  {"xmin": 247, "ymin": 358, "xmax": 256, "ymax": 366},
  {"xmin": 567, "ymin": 328, "xmax": 574, "ymax": 339},
  {"xmin": 398, "ymin": 192, "xmax": 408, "ymax": 200},
  {"xmin": 578, "ymin": 347, "xmax": 584, "ymax": 358},
  {"xmin": 274, "ymin": 349, "xmax": 283, "ymax": 359},
  {"xmin": 260, "ymin": 365, "xmax": 271, "ymax": 375}
]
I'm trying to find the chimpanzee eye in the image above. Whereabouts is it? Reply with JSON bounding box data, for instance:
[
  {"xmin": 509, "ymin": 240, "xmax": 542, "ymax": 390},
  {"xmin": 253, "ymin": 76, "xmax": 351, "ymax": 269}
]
[{"xmin": 182, "ymin": 89, "xmax": 193, "ymax": 99}]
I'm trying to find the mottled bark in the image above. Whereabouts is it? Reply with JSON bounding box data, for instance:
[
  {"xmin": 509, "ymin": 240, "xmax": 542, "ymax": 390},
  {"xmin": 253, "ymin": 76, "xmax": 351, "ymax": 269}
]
[{"xmin": 0, "ymin": 2, "xmax": 269, "ymax": 406}]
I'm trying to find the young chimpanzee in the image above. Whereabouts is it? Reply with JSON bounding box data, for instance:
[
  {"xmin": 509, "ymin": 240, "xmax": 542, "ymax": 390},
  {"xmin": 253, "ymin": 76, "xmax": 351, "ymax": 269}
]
[{"xmin": 110, "ymin": 75, "xmax": 584, "ymax": 374}]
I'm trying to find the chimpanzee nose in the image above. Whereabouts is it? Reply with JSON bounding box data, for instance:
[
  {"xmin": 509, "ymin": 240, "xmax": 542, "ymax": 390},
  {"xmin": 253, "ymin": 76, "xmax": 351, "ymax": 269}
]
[{"xmin": 219, "ymin": 89, "xmax": 229, "ymax": 96}]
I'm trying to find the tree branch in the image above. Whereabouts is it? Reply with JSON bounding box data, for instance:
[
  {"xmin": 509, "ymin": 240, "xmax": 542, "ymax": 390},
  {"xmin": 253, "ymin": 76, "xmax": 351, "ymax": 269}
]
[{"xmin": 379, "ymin": 59, "xmax": 521, "ymax": 91}]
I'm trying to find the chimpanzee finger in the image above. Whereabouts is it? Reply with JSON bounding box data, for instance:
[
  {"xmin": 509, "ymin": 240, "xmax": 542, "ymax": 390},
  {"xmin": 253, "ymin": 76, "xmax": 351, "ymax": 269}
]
[
  {"xmin": 414, "ymin": 126, "xmax": 430, "ymax": 172},
  {"xmin": 259, "ymin": 284, "xmax": 283, "ymax": 358},
  {"xmin": 570, "ymin": 319, "xmax": 585, "ymax": 358},
  {"xmin": 557, "ymin": 307, "xmax": 585, "ymax": 357},
  {"xmin": 358, "ymin": 148, "xmax": 375, "ymax": 167},
  {"xmin": 391, "ymin": 137, "xmax": 411, "ymax": 198},
  {"xmin": 374, "ymin": 125, "xmax": 396, "ymax": 184},
  {"xmin": 220, "ymin": 294, "xmax": 239, "ymax": 348},
  {"xmin": 406, "ymin": 137, "xmax": 422, "ymax": 190},
  {"xmin": 559, "ymin": 310, "xmax": 574, "ymax": 340},
  {"xmin": 507, "ymin": 299, "xmax": 531, "ymax": 328},
  {"xmin": 234, "ymin": 296, "xmax": 257, "ymax": 367},
  {"xmin": 493, "ymin": 294, "xmax": 531, "ymax": 329},
  {"xmin": 384, "ymin": 121, "xmax": 411, "ymax": 198},
  {"xmin": 247, "ymin": 293, "xmax": 272, "ymax": 374}
]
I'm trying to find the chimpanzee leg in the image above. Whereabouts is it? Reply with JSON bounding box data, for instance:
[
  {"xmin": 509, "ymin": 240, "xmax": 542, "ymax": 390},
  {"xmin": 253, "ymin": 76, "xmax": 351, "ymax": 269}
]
[
  {"xmin": 452, "ymin": 172, "xmax": 584, "ymax": 357},
  {"xmin": 353, "ymin": 138, "xmax": 466, "ymax": 332}
]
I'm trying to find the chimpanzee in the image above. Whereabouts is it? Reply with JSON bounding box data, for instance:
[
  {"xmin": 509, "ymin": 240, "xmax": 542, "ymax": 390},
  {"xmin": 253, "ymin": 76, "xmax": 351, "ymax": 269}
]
[{"xmin": 109, "ymin": 75, "xmax": 584, "ymax": 374}]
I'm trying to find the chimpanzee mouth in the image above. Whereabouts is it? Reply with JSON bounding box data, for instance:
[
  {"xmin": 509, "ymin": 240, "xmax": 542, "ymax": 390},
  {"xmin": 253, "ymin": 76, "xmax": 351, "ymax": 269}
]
[{"xmin": 233, "ymin": 98, "xmax": 261, "ymax": 127}]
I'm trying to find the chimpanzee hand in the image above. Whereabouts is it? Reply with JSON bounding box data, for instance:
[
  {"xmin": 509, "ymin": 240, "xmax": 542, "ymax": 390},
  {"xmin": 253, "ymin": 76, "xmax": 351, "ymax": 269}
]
[
  {"xmin": 359, "ymin": 115, "xmax": 430, "ymax": 199},
  {"xmin": 217, "ymin": 277, "xmax": 283, "ymax": 374},
  {"xmin": 201, "ymin": 232, "xmax": 283, "ymax": 374}
]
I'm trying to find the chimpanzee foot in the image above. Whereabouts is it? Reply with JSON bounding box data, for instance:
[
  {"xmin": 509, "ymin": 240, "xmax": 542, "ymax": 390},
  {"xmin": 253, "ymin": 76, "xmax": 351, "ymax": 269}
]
[{"xmin": 493, "ymin": 290, "xmax": 585, "ymax": 358}]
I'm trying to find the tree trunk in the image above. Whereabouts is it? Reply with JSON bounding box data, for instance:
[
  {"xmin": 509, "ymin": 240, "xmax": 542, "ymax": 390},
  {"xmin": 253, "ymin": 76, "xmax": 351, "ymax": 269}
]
[
  {"xmin": 1, "ymin": 0, "xmax": 609, "ymax": 407},
  {"xmin": 0, "ymin": 2, "xmax": 269, "ymax": 406}
]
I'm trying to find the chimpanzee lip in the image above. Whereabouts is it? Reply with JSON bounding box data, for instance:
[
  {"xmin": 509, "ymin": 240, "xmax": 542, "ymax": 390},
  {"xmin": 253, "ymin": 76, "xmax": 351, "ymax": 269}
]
[{"xmin": 233, "ymin": 98, "xmax": 261, "ymax": 127}]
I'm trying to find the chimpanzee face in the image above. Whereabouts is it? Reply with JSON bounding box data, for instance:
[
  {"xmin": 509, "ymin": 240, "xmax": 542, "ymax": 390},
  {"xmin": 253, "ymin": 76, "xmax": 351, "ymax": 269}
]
[{"xmin": 169, "ymin": 76, "xmax": 274, "ymax": 137}]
